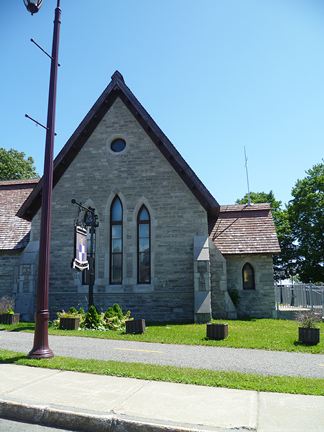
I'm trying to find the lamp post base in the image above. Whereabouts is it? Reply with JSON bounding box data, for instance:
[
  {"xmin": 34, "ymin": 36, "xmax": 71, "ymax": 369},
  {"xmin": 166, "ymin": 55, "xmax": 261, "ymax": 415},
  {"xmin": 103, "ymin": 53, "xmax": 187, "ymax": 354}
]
[
  {"xmin": 28, "ymin": 347, "xmax": 54, "ymax": 359},
  {"xmin": 28, "ymin": 309, "xmax": 54, "ymax": 359}
]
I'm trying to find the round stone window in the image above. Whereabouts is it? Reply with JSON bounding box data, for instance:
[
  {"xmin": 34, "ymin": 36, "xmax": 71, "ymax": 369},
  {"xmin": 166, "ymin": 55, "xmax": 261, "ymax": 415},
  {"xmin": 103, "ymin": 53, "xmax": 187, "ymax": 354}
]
[{"xmin": 111, "ymin": 138, "xmax": 126, "ymax": 153}]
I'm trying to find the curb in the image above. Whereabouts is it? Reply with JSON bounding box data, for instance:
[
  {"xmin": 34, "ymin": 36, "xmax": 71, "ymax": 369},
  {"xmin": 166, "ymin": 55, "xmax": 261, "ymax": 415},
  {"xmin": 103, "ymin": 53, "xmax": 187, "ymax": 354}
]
[{"xmin": 0, "ymin": 400, "xmax": 254, "ymax": 432}]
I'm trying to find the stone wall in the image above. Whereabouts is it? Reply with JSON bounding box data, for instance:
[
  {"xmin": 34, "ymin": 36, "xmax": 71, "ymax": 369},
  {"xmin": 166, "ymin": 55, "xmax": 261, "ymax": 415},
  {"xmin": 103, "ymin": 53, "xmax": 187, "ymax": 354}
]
[
  {"xmin": 30, "ymin": 97, "xmax": 208, "ymax": 322},
  {"xmin": 193, "ymin": 236, "xmax": 211, "ymax": 323},
  {"xmin": 225, "ymin": 254, "xmax": 275, "ymax": 318},
  {"xmin": 0, "ymin": 251, "xmax": 20, "ymax": 299},
  {"xmin": 209, "ymin": 241, "xmax": 238, "ymax": 319}
]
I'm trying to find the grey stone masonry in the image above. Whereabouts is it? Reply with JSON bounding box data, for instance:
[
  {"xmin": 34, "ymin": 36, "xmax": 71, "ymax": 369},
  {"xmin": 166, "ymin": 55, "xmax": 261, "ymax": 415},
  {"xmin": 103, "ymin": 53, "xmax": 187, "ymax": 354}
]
[
  {"xmin": 13, "ymin": 240, "xmax": 38, "ymax": 321},
  {"xmin": 0, "ymin": 251, "xmax": 20, "ymax": 299},
  {"xmin": 226, "ymin": 254, "xmax": 275, "ymax": 318},
  {"xmin": 30, "ymin": 97, "xmax": 208, "ymax": 322},
  {"xmin": 209, "ymin": 241, "xmax": 237, "ymax": 319},
  {"xmin": 193, "ymin": 236, "xmax": 211, "ymax": 323}
]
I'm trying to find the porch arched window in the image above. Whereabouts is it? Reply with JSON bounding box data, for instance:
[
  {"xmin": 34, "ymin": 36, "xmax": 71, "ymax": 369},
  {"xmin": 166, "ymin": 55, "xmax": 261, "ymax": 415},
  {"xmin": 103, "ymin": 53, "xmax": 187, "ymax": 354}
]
[
  {"xmin": 110, "ymin": 196, "xmax": 123, "ymax": 284},
  {"xmin": 242, "ymin": 263, "xmax": 255, "ymax": 290},
  {"xmin": 137, "ymin": 205, "xmax": 151, "ymax": 284}
]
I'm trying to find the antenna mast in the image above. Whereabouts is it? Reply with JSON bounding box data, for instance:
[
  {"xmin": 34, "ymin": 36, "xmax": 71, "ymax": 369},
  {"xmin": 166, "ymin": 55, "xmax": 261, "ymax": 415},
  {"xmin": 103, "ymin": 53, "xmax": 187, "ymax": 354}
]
[{"xmin": 244, "ymin": 146, "xmax": 251, "ymax": 206}]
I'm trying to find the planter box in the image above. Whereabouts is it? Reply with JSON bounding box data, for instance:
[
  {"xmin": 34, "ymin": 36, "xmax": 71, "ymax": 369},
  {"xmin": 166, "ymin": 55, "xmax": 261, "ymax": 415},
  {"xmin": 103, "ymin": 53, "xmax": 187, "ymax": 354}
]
[
  {"xmin": 206, "ymin": 323, "xmax": 228, "ymax": 340},
  {"xmin": 59, "ymin": 317, "xmax": 80, "ymax": 330},
  {"xmin": 126, "ymin": 319, "xmax": 146, "ymax": 334},
  {"xmin": 0, "ymin": 313, "xmax": 20, "ymax": 325},
  {"xmin": 298, "ymin": 327, "xmax": 320, "ymax": 345}
]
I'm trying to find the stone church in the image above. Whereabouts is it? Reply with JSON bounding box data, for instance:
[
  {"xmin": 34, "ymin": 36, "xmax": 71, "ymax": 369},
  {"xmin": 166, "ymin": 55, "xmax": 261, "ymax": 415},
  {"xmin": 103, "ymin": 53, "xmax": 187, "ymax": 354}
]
[{"xmin": 0, "ymin": 71, "xmax": 280, "ymax": 322}]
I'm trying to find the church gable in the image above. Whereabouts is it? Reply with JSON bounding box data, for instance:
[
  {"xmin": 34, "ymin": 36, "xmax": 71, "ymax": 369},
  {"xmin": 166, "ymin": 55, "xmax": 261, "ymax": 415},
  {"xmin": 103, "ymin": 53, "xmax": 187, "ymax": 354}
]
[{"xmin": 23, "ymin": 83, "xmax": 211, "ymax": 323}]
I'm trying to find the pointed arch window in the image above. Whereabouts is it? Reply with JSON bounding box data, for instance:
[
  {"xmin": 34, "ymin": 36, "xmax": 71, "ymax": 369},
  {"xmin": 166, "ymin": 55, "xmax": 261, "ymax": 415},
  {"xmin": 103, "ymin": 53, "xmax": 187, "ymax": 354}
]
[
  {"xmin": 110, "ymin": 196, "xmax": 123, "ymax": 284},
  {"xmin": 137, "ymin": 205, "xmax": 151, "ymax": 284},
  {"xmin": 242, "ymin": 263, "xmax": 255, "ymax": 290}
]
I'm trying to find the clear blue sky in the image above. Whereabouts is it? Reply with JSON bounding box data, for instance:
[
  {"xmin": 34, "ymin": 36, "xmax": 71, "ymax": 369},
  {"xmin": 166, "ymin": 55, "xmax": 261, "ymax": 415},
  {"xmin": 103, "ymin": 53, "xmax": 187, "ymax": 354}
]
[{"xmin": 1, "ymin": 0, "xmax": 323, "ymax": 206}]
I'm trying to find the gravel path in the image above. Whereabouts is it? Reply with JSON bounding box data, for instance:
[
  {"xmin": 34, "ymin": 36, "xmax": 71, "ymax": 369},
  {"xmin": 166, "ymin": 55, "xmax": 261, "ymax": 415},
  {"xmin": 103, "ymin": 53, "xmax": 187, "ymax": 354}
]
[{"xmin": 1, "ymin": 331, "xmax": 324, "ymax": 378}]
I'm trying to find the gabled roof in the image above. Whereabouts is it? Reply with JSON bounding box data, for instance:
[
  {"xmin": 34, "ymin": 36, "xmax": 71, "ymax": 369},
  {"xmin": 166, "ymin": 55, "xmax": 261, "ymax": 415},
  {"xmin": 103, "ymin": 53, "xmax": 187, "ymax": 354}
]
[
  {"xmin": 17, "ymin": 71, "xmax": 220, "ymax": 222},
  {"xmin": 0, "ymin": 179, "xmax": 38, "ymax": 250},
  {"xmin": 210, "ymin": 203, "xmax": 281, "ymax": 255}
]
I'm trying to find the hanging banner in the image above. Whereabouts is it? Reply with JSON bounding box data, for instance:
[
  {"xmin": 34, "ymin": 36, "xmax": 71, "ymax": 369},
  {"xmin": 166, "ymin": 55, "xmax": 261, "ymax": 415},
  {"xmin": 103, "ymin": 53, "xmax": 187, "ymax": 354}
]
[{"xmin": 71, "ymin": 226, "xmax": 89, "ymax": 271}]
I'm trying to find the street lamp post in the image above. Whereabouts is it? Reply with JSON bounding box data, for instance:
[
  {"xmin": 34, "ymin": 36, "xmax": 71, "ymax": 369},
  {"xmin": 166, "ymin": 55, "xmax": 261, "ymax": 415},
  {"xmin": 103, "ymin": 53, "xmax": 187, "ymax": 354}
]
[
  {"xmin": 24, "ymin": 0, "xmax": 62, "ymax": 358},
  {"xmin": 84, "ymin": 207, "xmax": 99, "ymax": 308}
]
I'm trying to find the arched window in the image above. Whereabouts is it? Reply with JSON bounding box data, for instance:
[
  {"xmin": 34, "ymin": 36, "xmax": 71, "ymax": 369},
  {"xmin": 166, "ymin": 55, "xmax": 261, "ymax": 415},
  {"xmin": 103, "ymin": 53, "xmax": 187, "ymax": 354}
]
[
  {"xmin": 137, "ymin": 205, "xmax": 151, "ymax": 284},
  {"xmin": 110, "ymin": 196, "xmax": 123, "ymax": 284},
  {"xmin": 242, "ymin": 263, "xmax": 255, "ymax": 290}
]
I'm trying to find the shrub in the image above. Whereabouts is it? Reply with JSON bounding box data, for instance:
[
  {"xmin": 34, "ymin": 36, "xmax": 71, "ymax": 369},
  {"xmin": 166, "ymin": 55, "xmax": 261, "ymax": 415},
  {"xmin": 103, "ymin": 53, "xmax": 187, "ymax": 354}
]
[
  {"xmin": 0, "ymin": 296, "xmax": 15, "ymax": 314},
  {"xmin": 51, "ymin": 306, "xmax": 85, "ymax": 329},
  {"xmin": 83, "ymin": 305, "xmax": 102, "ymax": 330},
  {"xmin": 296, "ymin": 310, "xmax": 321, "ymax": 329},
  {"xmin": 51, "ymin": 304, "xmax": 132, "ymax": 332},
  {"xmin": 104, "ymin": 304, "xmax": 131, "ymax": 331}
]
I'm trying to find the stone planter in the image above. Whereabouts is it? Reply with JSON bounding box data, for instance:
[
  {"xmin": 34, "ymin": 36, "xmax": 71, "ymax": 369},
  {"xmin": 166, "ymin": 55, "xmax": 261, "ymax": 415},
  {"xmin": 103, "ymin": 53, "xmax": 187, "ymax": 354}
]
[
  {"xmin": 206, "ymin": 323, "xmax": 228, "ymax": 340},
  {"xmin": 0, "ymin": 313, "xmax": 20, "ymax": 325},
  {"xmin": 59, "ymin": 317, "xmax": 80, "ymax": 330},
  {"xmin": 126, "ymin": 319, "xmax": 146, "ymax": 334},
  {"xmin": 298, "ymin": 327, "xmax": 320, "ymax": 345}
]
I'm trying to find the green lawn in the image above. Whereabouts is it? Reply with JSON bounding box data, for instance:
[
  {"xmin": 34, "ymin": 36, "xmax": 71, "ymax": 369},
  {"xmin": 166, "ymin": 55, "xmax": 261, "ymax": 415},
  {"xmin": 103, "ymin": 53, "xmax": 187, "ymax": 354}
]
[
  {"xmin": 1, "ymin": 319, "xmax": 324, "ymax": 353},
  {"xmin": 0, "ymin": 349, "xmax": 323, "ymax": 396}
]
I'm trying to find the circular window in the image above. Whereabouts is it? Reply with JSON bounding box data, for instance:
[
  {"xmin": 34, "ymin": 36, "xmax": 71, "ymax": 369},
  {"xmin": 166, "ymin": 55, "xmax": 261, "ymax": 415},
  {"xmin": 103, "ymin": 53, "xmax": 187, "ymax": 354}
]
[{"xmin": 111, "ymin": 138, "xmax": 126, "ymax": 153}]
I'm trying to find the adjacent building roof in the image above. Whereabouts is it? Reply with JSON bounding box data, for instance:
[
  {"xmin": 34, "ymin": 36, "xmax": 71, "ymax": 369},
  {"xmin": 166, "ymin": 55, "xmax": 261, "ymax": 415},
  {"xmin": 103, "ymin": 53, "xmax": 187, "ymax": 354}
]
[
  {"xmin": 0, "ymin": 179, "xmax": 38, "ymax": 251},
  {"xmin": 17, "ymin": 70, "xmax": 220, "ymax": 222},
  {"xmin": 210, "ymin": 203, "xmax": 281, "ymax": 255}
]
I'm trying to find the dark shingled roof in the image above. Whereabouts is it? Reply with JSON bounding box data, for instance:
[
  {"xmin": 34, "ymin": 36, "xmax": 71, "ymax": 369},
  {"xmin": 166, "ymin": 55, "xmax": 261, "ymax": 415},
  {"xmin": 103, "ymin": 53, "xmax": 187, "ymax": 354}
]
[
  {"xmin": 17, "ymin": 70, "xmax": 220, "ymax": 222},
  {"xmin": 210, "ymin": 203, "xmax": 281, "ymax": 255},
  {"xmin": 0, "ymin": 179, "xmax": 38, "ymax": 251}
]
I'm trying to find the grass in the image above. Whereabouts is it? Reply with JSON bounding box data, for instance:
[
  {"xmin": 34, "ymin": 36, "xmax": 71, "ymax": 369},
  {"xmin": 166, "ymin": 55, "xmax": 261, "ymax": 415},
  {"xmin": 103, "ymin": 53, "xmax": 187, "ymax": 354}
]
[
  {"xmin": 2, "ymin": 319, "xmax": 324, "ymax": 353},
  {"xmin": 0, "ymin": 349, "xmax": 323, "ymax": 396}
]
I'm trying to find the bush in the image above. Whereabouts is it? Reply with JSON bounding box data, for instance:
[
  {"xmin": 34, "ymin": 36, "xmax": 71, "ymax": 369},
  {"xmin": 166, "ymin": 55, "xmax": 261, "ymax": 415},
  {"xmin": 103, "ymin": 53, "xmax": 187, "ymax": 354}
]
[
  {"xmin": 51, "ymin": 306, "xmax": 85, "ymax": 329},
  {"xmin": 0, "ymin": 296, "xmax": 14, "ymax": 314},
  {"xmin": 104, "ymin": 304, "xmax": 131, "ymax": 331},
  {"xmin": 51, "ymin": 304, "xmax": 132, "ymax": 332},
  {"xmin": 83, "ymin": 305, "xmax": 102, "ymax": 330},
  {"xmin": 296, "ymin": 310, "xmax": 321, "ymax": 329}
]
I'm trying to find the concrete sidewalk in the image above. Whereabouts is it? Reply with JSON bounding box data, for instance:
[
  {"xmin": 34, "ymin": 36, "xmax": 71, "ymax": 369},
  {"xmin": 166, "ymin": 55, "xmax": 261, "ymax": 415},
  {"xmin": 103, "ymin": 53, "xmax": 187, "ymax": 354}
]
[{"xmin": 0, "ymin": 364, "xmax": 323, "ymax": 432}]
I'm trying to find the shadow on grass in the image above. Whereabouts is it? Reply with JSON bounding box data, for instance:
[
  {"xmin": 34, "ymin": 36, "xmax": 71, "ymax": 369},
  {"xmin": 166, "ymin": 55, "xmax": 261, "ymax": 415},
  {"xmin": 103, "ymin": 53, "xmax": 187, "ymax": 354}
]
[
  {"xmin": 293, "ymin": 340, "xmax": 319, "ymax": 347},
  {"xmin": 2, "ymin": 326, "xmax": 35, "ymax": 332},
  {"xmin": 11, "ymin": 326, "xmax": 35, "ymax": 332},
  {"xmin": 0, "ymin": 355, "xmax": 27, "ymax": 364}
]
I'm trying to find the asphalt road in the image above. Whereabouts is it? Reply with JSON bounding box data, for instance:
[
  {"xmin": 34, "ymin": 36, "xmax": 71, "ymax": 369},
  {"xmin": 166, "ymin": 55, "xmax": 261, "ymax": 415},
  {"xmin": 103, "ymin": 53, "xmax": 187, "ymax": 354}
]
[
  {"xmin": 1, "ymin": 331, "xmax": 324, "ymax": 378},
  {"xmin": 0, "ymin": 418, "xmax": 72, "ymax": 431}
]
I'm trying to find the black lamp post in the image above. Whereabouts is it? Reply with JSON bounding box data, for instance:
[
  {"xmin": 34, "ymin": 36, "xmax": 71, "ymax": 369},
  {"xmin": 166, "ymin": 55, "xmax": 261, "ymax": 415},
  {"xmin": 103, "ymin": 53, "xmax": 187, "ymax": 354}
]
[
  {"xmin": 24, "ymin": 0, "xmax": 61, "ymax": 359},
  {"xmin": 84, "ymin": 207, "xmax": 99, "ymax": 308}
]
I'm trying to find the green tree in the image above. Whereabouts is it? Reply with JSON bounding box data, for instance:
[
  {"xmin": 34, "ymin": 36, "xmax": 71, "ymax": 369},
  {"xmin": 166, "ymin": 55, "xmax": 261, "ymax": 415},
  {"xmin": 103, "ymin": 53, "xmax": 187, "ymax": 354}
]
[
  {"xmin": 236, "ymin": 191, "xmax": 281, "ymax": 213},
  {"xmin": 288, "ymin": 162, "xmax": 324, "ymax": 283},
  {"xmin": 0, "ymin": 147, "xmax": 37, "ymax": 180},
  {"xmin": 236, "ymin": 191, "xmax": 296, "ymax": 280}
]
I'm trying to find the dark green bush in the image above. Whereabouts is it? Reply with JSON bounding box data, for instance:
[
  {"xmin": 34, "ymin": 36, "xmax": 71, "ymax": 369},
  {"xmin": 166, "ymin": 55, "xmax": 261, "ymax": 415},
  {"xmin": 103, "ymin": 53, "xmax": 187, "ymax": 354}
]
[
  {"xmin": 105, "ymin": 304, "xmax": 123, "ymax": 320},
  {"xmin": 83, "ymin": 305, "xmax": 102, "ymax": 330},
  {"xmin": 104, "ymin": 304, "xmax": 131, "ymax": 331}
]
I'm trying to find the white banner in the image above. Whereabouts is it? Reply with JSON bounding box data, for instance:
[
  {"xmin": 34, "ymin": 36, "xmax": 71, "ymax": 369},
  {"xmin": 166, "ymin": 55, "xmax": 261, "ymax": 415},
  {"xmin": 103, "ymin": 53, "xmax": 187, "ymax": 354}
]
[{"xmin": 72, "ymin": 226, "xmax": 89, "ymax": 271}]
